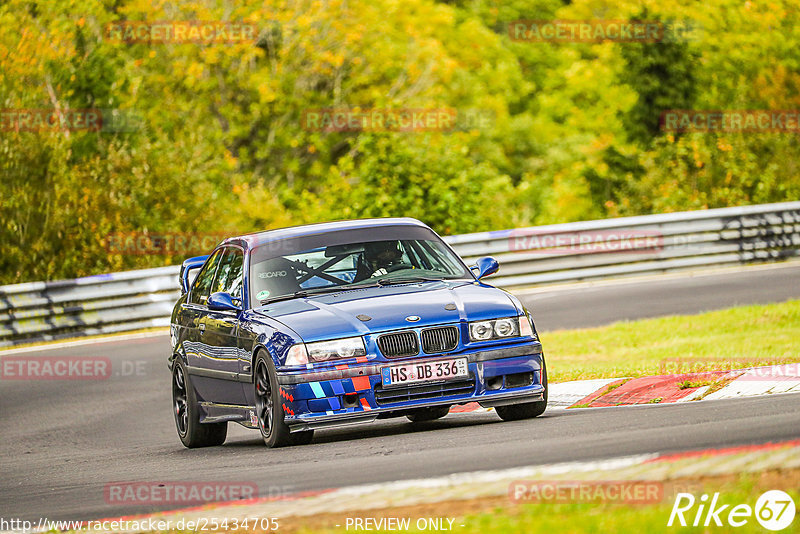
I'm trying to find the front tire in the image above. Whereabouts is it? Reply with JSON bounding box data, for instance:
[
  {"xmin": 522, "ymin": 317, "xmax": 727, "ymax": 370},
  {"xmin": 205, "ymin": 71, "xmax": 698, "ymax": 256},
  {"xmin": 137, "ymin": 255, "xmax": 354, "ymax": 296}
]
[
  {"xmin": 254, "ymin": 352, "xmax": 313, "ymax": 447},
  {"xmin": 496, "ymin": 358, "xmax": 548, "ymax": 422},
  {"xmin": 172, "ymin": 360, "xmax": 227, "ymax": 448},
  {"xmin": 406, "ymin": 406, "xmax": 450, "ymax": 422}
]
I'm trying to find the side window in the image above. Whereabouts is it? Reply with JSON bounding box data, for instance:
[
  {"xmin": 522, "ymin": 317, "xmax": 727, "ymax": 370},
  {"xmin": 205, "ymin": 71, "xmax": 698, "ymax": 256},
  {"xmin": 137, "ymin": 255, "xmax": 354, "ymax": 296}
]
[
  {"xmin": 212, "ymin": 247, "xmax": 244, "ymax": 300},
  {"xmin": 189, "ymin": 249, "xmax": 223, "ymax": 305},
  {"xmin": 226, "ymin": 250, "xmax": 245, "ymax": 300}
]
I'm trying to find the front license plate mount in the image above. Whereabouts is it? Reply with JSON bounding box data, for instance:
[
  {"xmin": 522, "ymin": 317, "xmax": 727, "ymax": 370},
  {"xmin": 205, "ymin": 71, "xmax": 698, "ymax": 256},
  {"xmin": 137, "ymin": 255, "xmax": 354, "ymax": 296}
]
[{"xmin": 380, "ymin": 357, "xmax": 468, "ymax": 388}]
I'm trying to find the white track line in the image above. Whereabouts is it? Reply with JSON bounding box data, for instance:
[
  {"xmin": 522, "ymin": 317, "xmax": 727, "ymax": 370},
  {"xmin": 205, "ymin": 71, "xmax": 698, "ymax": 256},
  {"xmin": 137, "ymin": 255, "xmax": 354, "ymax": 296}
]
[
  {"xmin": 513, "ymin": 259, "xmax": 800, "ymax": 295},
  {"xmin": 0, "ymin": 330, "xmax": 169, "ymax": 356}
]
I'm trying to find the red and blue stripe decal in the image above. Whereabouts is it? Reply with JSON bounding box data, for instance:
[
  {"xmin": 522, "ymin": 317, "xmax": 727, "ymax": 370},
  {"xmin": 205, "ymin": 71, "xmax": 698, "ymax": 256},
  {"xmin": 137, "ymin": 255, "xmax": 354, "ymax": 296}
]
[{"xmin": 298, "ymin": 375, "xmax": 376, "ymax": 412}]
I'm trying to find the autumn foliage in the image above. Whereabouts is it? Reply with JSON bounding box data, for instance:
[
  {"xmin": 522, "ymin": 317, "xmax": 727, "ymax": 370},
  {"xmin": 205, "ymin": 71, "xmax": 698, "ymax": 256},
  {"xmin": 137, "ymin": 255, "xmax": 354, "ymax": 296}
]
[{"xmin": 1, "ymin": 0, "xmax": 799, "ymax": 283}]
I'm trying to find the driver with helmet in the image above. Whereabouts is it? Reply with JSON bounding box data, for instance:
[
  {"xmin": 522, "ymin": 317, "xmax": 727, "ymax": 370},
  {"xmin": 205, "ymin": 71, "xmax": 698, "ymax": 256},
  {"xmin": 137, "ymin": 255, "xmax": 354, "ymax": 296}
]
[{"xmin": 355, "ymin": 240, "xmax": 404, "ymax": 280}]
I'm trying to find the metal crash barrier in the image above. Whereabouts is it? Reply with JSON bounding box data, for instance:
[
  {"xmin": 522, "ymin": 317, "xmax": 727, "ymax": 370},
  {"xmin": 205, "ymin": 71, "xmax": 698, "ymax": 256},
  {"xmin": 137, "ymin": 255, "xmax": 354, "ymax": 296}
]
[{"xmin": 1, "ymin": 201, "xmax": 798, "ymax": 346}]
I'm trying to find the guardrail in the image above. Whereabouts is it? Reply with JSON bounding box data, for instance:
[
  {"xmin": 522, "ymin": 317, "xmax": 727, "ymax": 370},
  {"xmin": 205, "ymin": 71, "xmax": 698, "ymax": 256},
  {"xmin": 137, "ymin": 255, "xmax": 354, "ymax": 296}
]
[
  {"xmin": 450, "ymin": 201, "xmax": 800, "ymax": 288},
  {"xmin": 2, "ymin": 201, "xmax": 799, "ymax": 347}
]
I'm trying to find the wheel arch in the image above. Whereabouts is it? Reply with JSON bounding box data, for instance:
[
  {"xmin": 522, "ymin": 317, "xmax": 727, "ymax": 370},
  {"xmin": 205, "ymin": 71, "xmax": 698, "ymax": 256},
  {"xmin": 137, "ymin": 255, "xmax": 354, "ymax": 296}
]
[
  {"xmin": 169, "ymin": 346, "xmax": 189, "ymax": 372},
  {"xmin": 251, "ymin": 344, "xmax": 280, "ymax": 382}
]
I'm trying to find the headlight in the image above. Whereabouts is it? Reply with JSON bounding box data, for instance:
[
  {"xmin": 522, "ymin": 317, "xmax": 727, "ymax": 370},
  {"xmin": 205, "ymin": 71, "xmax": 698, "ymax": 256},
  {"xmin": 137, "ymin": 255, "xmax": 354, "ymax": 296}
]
[
  {"xmin": 494, "ymin": 318, "xmax": 517, "ymax": 337},
  {"xmin": 469, "ymin": 321, "xmax": 494, "ymax": 341},
  {"xmin": 306, "ymin": 337, "xmax": 366, "ymax": 362},
  {"xmin": 468, "ymin": 317, "xmax": 520, "ymax": 341}
]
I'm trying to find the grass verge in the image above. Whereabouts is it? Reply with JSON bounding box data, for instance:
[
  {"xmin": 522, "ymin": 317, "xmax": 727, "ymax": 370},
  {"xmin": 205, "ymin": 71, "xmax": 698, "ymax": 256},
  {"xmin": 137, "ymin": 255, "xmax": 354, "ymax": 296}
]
[
  {"xmin": 540, "ymin": 300, "xmax": 800, "ymax": 383},
  {"xmin": 283, "ymin": 469, "xmax": 800, "ymax": 533}
]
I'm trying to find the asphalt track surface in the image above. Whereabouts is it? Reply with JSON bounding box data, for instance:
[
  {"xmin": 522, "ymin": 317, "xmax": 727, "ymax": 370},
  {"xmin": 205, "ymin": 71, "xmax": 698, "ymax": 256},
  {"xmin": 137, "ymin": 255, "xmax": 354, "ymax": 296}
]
[
  {"xmin": 2, "ymin": 264, "xmax": 799, "ymax": 522},
  {"xmin": 517, "ymin": 262, "xmax": 800, "ymax": 331}
]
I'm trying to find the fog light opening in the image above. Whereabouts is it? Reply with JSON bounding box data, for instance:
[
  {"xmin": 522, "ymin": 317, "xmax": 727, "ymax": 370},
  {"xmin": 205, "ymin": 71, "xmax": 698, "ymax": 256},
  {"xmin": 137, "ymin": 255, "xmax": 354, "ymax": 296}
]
[
  {"xmin": 505, "ymin": 372, "xmax": 534, "ymax": 389},
  {"xmin": 486, "ymin": 376, "xmax": 503, "ymax": 390},
  {"xmin": 342, "ymin": 393, "xmax": 359, "ymax": 408}
]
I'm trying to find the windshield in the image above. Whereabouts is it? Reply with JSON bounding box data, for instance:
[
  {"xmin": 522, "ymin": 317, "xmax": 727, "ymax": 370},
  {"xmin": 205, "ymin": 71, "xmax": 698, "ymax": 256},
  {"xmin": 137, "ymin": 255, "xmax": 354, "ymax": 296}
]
[{"xmin": 248, "ymin": 225, "xmax": 471, "ymax": 306}]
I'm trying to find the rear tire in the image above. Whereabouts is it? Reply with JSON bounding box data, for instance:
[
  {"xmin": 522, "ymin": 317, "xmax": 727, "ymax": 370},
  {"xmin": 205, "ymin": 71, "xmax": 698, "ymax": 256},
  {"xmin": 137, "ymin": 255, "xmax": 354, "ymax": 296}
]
[
  {"xmin": 496, "ymin": 357, "xmax": 548, "ymax": 422},
  {"xmin": 406, "ymin": 405, "xmax": 450, "ymax": 422},
  {"xmin": 172, "ymin": 360, "xmax": 227, "ymax": 448}
]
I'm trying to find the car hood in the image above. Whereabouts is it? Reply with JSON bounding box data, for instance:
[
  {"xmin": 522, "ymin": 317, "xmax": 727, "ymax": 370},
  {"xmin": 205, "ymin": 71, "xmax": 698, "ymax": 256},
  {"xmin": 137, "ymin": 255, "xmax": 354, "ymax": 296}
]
[{"xmin": 252, "ymin": 280, "xmax": 520, "ymax": 342}]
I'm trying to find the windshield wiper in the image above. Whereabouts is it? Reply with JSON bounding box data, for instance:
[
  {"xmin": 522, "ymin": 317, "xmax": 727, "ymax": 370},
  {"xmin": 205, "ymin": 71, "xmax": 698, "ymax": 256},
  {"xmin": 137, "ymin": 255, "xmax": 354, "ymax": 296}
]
[
  {"xmin": 259, "ymin": 276, "xmax": 450, "ymax": 305},
  {"xmin": 259, "ymin": 290, "xmax": 310, "ymax": 305},
  {"xmin": 259, "ymin": 283, "xmax": 379, "ymax": 306},
  {"xmin": 376, "ymin": 276, "xmax": 445, "ymax": 286}
]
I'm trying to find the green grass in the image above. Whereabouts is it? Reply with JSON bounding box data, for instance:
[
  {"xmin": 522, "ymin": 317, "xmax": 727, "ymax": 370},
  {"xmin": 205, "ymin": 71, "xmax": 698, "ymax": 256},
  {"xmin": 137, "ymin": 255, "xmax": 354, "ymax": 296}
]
[
  {"xmin": 677, "ymin": 379, "xmax": 715, "ymax": 390},
  {"xmin": 456, "ymin": 483, "xmax": 799, "ymax": 534},
  {"xmin": 292, "ymin": 471, "xmax": 800, "ymax": 533},
  {"xmin": 540, "ymin": 300, "xmax": 800, "ymax": 383}
]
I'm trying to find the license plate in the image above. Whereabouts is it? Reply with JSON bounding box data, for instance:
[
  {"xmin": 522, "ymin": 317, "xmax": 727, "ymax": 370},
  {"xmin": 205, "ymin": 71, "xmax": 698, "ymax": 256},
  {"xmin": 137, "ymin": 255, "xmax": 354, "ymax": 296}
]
[{"xmin": 381, "ymin": 358, "xmax": 468, "ymax": 387}]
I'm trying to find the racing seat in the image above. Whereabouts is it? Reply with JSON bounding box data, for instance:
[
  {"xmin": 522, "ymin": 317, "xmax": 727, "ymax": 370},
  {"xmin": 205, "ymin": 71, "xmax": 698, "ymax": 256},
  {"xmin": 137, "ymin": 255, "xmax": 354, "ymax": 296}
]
[{"xmin": 353, "ymin": 253, "xmax": 373, "ymax": 282}]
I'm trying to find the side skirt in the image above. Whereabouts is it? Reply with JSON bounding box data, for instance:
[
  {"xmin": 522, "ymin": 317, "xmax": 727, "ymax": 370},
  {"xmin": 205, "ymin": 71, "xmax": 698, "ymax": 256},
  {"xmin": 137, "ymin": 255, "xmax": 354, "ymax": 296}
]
[{"xmin": 199, "ymin": 401, "xmax": 258, "ymax": 428}]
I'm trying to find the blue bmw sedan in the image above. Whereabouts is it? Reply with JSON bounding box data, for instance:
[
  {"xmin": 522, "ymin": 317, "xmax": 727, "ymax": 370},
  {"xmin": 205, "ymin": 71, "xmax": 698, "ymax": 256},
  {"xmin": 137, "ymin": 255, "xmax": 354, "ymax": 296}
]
[{"xmin": 170, "ymin": 218, "xmax": 547, "ymax": 448}]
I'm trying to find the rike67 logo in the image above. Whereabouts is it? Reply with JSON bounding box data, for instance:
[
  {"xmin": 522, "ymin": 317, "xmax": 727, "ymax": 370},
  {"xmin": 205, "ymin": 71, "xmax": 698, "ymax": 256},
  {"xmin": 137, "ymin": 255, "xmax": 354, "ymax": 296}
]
[{"xmin": 668, "ymin": 490, "xmax": 795, "ymax": 531}]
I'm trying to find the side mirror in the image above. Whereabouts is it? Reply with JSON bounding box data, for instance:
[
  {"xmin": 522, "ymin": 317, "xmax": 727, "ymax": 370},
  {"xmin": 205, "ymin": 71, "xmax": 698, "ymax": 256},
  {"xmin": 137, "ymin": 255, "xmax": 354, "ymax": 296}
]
[
  {"xmin": 473, "ymin": 256, "xmax": 499, "ymax": 280},
  {"xmin": 180, "ymin": 255, "xmax": 209, "ymax": 294},
  {"xmin": 207, "ymin": 292, "xmax": 241, "ymax": 312}
]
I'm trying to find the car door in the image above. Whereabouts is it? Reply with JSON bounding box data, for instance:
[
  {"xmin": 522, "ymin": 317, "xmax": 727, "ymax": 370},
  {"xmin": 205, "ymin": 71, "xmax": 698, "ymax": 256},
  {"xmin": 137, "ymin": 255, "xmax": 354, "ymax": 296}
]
[
  {"xmin": 181, "ymin": 249, "xmax": 223, "ymax": 405},
  {"xmin": 195, "ymin": 246, "xmax": 248, "ymax": 405}
]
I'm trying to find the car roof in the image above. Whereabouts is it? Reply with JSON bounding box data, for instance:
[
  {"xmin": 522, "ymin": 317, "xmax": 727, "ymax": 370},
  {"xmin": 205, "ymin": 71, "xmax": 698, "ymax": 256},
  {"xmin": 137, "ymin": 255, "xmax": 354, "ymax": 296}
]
[{"xmin": 221, "ymin": 217, "xmax": 431, "ymax": 248}]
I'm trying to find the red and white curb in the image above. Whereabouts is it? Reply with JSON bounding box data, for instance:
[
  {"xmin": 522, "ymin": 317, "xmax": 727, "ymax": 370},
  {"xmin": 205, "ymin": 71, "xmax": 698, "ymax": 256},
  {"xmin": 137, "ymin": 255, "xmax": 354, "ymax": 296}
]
[
  {"xmin": 450, "ymin": 363, "xmax": 800, "ymax": 414},
  {"xmin": 704, "ymin": 364, "xmax": 800, "ymax": 400},
  {"xmin": 545, "ymin": 364, "xmax": 800, "ymax": 409},
  {"xmin": 548, "ymin": 378, "xmax": 629, "ymax": 407}
]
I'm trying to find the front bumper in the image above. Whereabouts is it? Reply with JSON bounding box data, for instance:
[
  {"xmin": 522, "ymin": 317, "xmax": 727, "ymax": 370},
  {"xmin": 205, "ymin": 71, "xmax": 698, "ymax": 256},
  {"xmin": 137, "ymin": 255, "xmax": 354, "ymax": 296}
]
[{"xmin": 276, "ymin": 342, "xmax": 545, "ymax": 432}]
